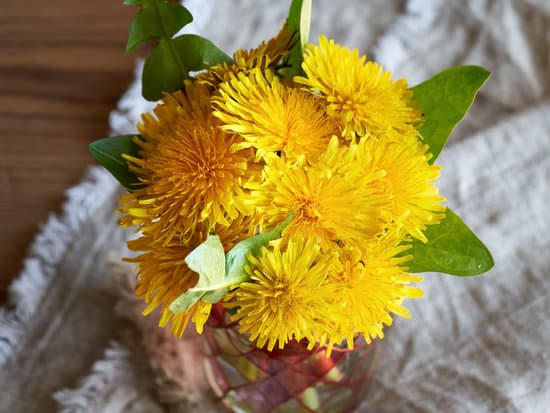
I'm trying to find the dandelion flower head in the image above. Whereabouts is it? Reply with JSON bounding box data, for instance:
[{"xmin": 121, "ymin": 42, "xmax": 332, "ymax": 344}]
[
  {"xmin": 117, "ymin": 32, "xmax": 448, "ymax": 352},
  {"xmin": 118, "ymin": 81, "xmax": 258, "ymax": 243},
  {"xmin": 296, "ymin": 35, "xmax": 422, "ymax": 139},
  {"xmin": 231, "ymin": 237, "xmax": 341, "ymax": 351}
]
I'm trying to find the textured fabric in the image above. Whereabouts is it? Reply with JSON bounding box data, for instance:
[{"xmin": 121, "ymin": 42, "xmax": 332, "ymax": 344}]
[
  {"xmin": 1, "ymin": 0, "xmax": 549, "ymax": 412},
  {"xmin": 367, "ymin": 102, "xmax": 550, "ymax": 412}
]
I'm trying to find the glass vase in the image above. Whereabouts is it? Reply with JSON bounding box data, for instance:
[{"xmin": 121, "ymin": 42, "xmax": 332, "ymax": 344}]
[{"xmin": 202, "ymin": 305, "xmax": 377, "ymax": 413}]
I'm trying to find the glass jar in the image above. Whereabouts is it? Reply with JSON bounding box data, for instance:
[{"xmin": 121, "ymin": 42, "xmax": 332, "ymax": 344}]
[{"xmin": 202, "ymin": 306, "xmax": 377, "ymax": 412}]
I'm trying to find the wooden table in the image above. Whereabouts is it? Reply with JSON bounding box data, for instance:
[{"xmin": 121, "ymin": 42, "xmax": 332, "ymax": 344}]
[{"xmin": 0, "ymin": 0, "xmax": 143, "ymax": 302}]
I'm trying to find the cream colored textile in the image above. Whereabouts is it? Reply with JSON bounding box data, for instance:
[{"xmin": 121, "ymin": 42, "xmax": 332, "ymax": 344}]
[{"xmin": 1, "ymin": 1, "xmax": 549, "ymax": 412}]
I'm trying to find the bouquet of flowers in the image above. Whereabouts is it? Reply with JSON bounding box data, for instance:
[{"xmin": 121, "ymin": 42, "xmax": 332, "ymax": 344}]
[{"xmin": 90, "ymin": 1, "xmax": 493, "ymax": 411}]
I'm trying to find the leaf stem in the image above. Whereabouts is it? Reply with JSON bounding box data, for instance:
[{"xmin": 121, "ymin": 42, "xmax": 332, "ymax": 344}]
[{"xmin": 189, "ymin": 275, "xmax": 248, "ymax": 293}]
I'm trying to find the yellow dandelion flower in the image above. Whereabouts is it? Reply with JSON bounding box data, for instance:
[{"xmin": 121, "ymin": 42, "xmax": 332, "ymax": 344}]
[
  {"xmin": 326, "ymin": 233, "xmax": 423, "ymax": 349},
  {"xmin": 126, "ymin": 235, "xmax": 200, "ymax": 337},
  {"xmin": 159, "ymin": 300, "xmax": 213, "ymax": 338},
  {"xmin": 213, "ymin": 68, "xmax": 338, "ymax": 162},
  {"xmin": 197, "ymin": 22, "xmax": 296, "ymax": 87},
  {"xmin": 128, "ymin": 215, "xmax": 256, "ymax": 338},
  {"xmin": 231, "ymin": 237, "xmax": 340, "ymax": 351},
  {"xmin": 358, "ymin": 131, "xmax": 446, "ymax": 241},
  {"xmin": 118, "ymin": 81, "xmax": 258, "ymax": 243},
  {"xmin": 160, "ymin": 300, "xmax": 213, "ymax": 337},
  {"xmin": 295, "ymin": 35, "xmax": 421, "ymax": 139},
  {"xmin": 246, "ymin": 137, "xmax": 387, "ymax": 248}
]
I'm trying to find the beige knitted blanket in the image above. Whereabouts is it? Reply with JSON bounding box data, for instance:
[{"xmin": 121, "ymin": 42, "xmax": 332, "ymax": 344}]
[{"xmin": 1, "ymin": 1, "xmax": 549, "ymax": 411}]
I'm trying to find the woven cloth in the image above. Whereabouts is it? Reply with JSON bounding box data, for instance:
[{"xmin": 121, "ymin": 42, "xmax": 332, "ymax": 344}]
[{"xmin": 1, "ymin": 1, "xmax": 549, "ymax": 412}]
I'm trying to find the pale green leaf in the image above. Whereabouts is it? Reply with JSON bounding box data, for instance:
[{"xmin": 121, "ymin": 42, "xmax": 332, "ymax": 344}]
[
  {"xmin": 168, "ymin": 290, "xmax": 204, "ymax": 314},
  {"xmin": 202, "ymin": 288, "xmax": 229, "ymax": 304},
  {"xmin": 169, "ymin": 233, "xmax": 225, "ymax": 313},
  {"xmin": 405, "ymin": 208, "xmax": 494, "ymax": 276},
  {"xmin": 411, "ymin": 66, "xmax": 490, "ymax": 162},
  {"xmin": 299, "ymin": 0, "xmax": 312, "ymax": 49},
  {"xmin": 169, "ymin": 215, "xmax": 292, "ymax": 312},
  {"xmin": 89, "ymin": 135, "xmax": 142, "ymax": 189},
  {"xmin": 185, "ymin": 233, "xmax": 225, "ymax": 287}
]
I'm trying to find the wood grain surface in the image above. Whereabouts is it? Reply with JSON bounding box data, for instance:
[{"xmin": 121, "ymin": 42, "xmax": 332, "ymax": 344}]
[{"xmin": 0, "ymin": 0, "xmax": 144, "ymax": 302}]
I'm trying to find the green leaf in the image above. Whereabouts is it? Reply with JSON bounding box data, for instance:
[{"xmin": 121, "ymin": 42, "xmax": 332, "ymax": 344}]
[
  {"xmin": 225, "ymin": 213, "xmax": 293, "ymax": 284},
  {"xmin": 173, "ymin": 34, "xmax": 234, "ymax": 71},
  {"xmin": 142, "ymin": 34, "xmax": 233, "ymax": 101},
  {"xmin": 123, "ymin": 0, "xmax": 142, "ymax": 5},
  {"xmin": 125, "ymin": 0, "xmax": 232, "ymax": 100},
  {"xmin": 169, "ymin": 215, "xmax": 293, "ymax": 312},
  {"xmin": 89, "ymin": 135, "xmax": 142, "ymax": 189},
  {"xmin": 404, "ymin": 208, "xmax": 494, "ymax": 276},
  {"xmin": 126, "ymin": 1, "xmax": 193, "ymax": 53},
  {"xmin": 288, "ymin": 0, "xmax": 312, "ymax": 48},
  {"xmin": 202, "ymin": 288, "xmax": 229, "ymax": 305},
  {"xmin": 169, "ymin": 233, "xmax": 226, "ymax": 313},
  {"xmin": 283, "ymin": 0, "xmax": 312, "ymax": 77},
  {"xmin": 287, "ymin": 0, "xmax": 304, "ymax": 29},
  {"xmin": 142, "ymin": 39, "xmax": 184, "ymax": 101},
  {"xmin": 185, "ymin": 233, "xmax": 226, "ymax": 286},
  {"xmin": 411, "ymin": 66, "xmax": 490, "ymax": 162},
  {"xmin": 168, "ymin": 290, "xmax": 204, "ymax": 314}
]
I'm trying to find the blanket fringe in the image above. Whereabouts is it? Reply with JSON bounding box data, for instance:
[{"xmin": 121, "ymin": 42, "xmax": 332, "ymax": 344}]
[
  {"xmin": 53, "ymin": 342, "xmax": 162, "ymax": 413},
  {"xmin": 0, "ymin": 167, "xmax": 119, "ymax": 366}
]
